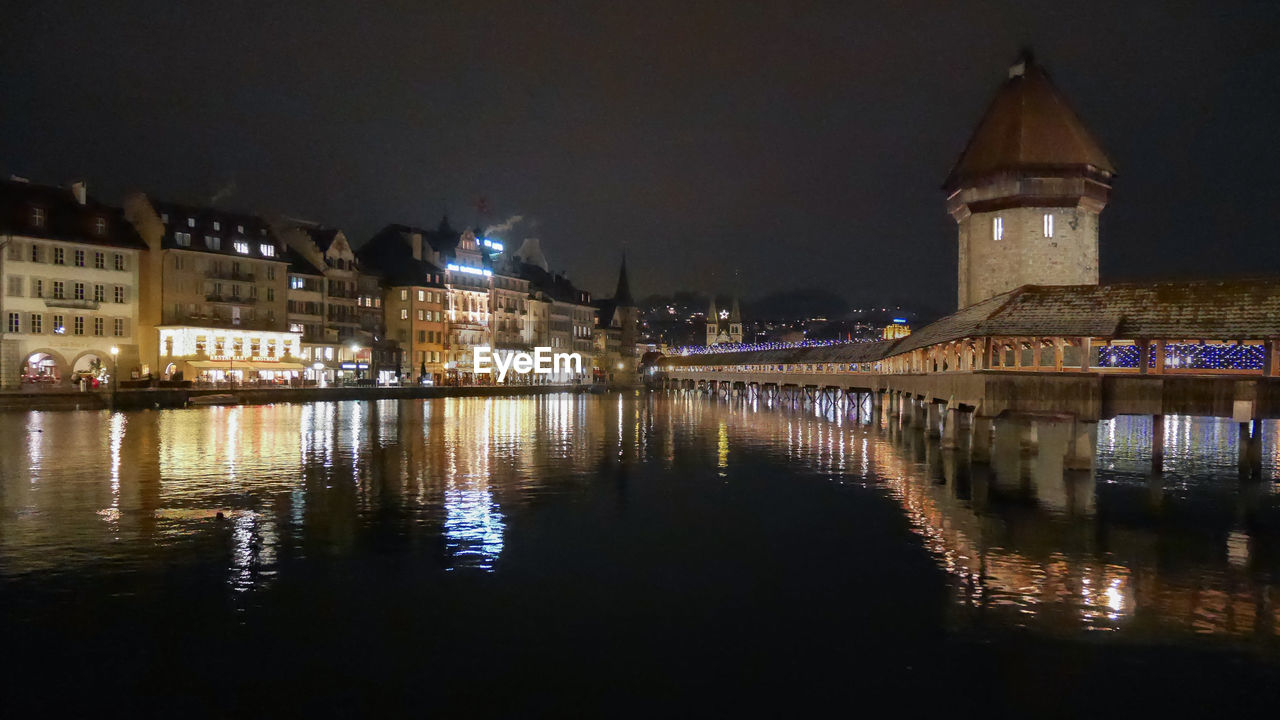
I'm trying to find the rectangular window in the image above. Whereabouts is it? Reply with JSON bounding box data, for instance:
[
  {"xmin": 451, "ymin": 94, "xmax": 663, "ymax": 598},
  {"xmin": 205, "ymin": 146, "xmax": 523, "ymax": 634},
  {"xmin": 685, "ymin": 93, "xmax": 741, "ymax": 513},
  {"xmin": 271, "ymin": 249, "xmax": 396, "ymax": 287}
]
[
  {"xmin": 400, "ymin": 309, "xmax": 408, "ymax": 320},
  {"xmin": 187, "ymin": 217, "xmax": 195, "ymax": 228},
  {"xmin": 113, "ymin": 318, "xmax": 125, "ymax": 336},
  {"xmin": 94, "ymin": 317, "xmax": 104, "ymax": 336},
  {"xmin": 94, "ymin": 285, "xmax": 105, "ymax": 302},
  {"xmin": 266, "ymin": 288, "xmax": 274, "ymax": 301},
  {"xmin": 1043, "ymin": 213, "xmax": 1054, "ymax": 238},
  {"xmin": 399, "ymin": 289, "xmax": 408, "ymax": 301},
  {"xmin": 53, "ymin": 247, "xmax": 65, "ymax": 265},
  {"xmin": 52, "ymin": 281, "xmax": 64, "ymax": 299},
  {"xmin": 233, "ymin": 241, "xmax": 249, "ymax": 254},
  {"xmin": 417, "ymin": 289, "xmax": 425, "ymax": 302},
  {"xmin": 418, "ymin": 330, "xmax": 426, "ymax": 343},
  {"xmin": 175, "ymin": 232, "xmax": 191, "ymax": 246},
  {"xmin": 74, "ymin": 282, "xmax": 85, "ymax": 300},
  {"xmin": 94, "ymin": 251, "xmax": 105, "ymax": 269},
  {"xmin": 206, "ymin": 235, "xmax": 221, "ymax": 250},
  {"xmin": 114, "ymin": 254, "xmax": 126, "ymax": 271},
  {"xmin": 267, "ymin": 267, "xmax": 275, "ymax": 280},
  {"xmin": 30, "ymin": 314, "xmax": 42, "ymax": 334},
  {"xmin": 73, "ymin": 317, "xmax": 84, "ymax": 335},
  {"xmin": 74, "ymin": 249, "xmax": 85, "ymax": 267},
  {"xmin": 992, "ymin": 216, "xmax": 1004, "ymax": 241},
  {"xmin": 213, "ymin": 221, "xmax": 221, "ymax": 231},
  {"xmin": 31, "ymin": 207, "xmax": 45, "ymax": 228},
  {"xmin": 32, "ymin": 279, "xmax": 43, "ymax": 298},
  {"xmin": 290, "ymin": 276, "xmax": 304, "ymax": 290},
  {"xmin": 6, "ymin": 276, "xmax": 22, "ymax": 296},
  {"xmin": 6, "ymin": 242, "xmax": 19, "ymax": 261},
  {"xmin": 30, "ymin": 244, "xmax": 41, "ymax": 263},
  {"xmin": 53, "ymin": 315, "xmax": 64, "ymax": 333},
  {"xmin": 114, "ymin": 286, "xmax": 126, "ymax": 303},
  {"xmin": 7, "ymin": 312, "xmax": 19, "ymax": 333},
  {"xmin": 417, "ymin": 309, "xmax": 425, "ymax": 321},
  {"xmin": 289, "ymin": 323, "xmax": 304, "ymax": 333},
  {"xmin": 259, "ymin": 243, "xmax": 275, "ymax": 257}
]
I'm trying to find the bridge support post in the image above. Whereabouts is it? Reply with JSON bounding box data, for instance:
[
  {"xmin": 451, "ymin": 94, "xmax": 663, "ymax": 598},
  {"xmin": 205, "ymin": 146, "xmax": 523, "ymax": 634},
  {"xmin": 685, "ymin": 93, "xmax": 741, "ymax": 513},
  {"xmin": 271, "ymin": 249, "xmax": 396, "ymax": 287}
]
[
  {"xmin": 1240, "ymin": 420, "xmax": 1263, "ymax": 480},
  {"xmin": 926, "ymin": 401, "xmax": 942, "ymax": 438},
  {"xmin": 1064, "ymin": 420, "xmax": 1097, "ymax": 472},
  {"xmin": 1151, "ymin": 414, "xmax": 1165, "ymax": 473},
  {"xmin": 900, "ymin": 395, "xmax": 914, "ymax": 429},
  {"xmin": 942, "ymin": 406, "xmax": 962, "ymax": 449},
  {"xmin": 971, "ymin": 414, "xmax": 994, "ymax": 464}
]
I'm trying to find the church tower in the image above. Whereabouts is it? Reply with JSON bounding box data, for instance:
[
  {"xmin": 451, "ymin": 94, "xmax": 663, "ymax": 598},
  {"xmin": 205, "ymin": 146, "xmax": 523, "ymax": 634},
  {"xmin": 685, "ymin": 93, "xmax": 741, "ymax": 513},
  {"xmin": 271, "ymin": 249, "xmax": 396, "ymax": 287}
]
[
  {"xmin": 946, "ymin": 51, "xmax": 1116, "ymax": 309},
  {"xmin": 706, "ymin": 298, "xmax": 720, "ymax": 346},
  {"xmin": 728, "ymin": 297, "xmax": 743, "ymax": 344}
]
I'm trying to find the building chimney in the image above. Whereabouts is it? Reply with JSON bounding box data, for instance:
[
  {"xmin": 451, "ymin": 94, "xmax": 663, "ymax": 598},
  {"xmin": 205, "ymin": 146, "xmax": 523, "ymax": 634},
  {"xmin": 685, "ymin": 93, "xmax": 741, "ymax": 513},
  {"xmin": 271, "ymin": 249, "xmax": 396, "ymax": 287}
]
[
  {"xmin": 71, "ymin": 181, "xmax": 87, "ymax": 205},
  {"xmin": 410, "ymin": 232, "xmax": 423, "ymax": 260}
]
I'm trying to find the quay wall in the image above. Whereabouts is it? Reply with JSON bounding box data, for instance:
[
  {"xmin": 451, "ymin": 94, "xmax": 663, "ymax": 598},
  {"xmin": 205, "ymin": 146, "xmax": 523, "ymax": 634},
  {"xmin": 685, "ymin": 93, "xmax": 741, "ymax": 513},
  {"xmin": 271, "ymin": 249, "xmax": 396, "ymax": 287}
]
[{"xmin": 0, "ymin": 384, "xmax": 592, "ymax": 412}]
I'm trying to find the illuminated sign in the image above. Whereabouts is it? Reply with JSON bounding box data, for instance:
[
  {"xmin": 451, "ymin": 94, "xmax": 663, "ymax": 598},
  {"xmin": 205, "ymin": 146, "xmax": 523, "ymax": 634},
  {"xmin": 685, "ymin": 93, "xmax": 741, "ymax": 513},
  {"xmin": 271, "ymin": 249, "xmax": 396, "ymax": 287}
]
[
  {"xmin": 481, "ymin": 238, "xmax": 504, "ymax": 252},
  {"xmin": 892, "ymin": 318, "xmax": 907, "ymax": 324},
  {"xmin": 447, "ymin": 263, "xmax": 492, "ymax": 277}
]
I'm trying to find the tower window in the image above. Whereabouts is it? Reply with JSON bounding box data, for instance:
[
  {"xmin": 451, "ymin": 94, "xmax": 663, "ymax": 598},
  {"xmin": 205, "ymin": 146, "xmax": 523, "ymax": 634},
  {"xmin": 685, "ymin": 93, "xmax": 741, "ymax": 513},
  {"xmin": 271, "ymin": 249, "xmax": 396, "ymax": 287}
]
[
  {"xmin": 1043, "ymin": 213, "xmax": 1054, "ymax": 238},
  {"xmin": 992, "ymin": 216, "xmax": 1004, "ymax": 241}
]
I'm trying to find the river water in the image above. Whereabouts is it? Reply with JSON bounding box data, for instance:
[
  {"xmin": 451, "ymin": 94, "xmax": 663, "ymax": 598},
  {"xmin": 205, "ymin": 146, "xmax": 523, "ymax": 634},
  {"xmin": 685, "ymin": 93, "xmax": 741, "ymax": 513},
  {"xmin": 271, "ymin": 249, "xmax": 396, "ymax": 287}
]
[{"xmin": 3, "ymin": 392, "xmax": 1280, "ymax": 715}]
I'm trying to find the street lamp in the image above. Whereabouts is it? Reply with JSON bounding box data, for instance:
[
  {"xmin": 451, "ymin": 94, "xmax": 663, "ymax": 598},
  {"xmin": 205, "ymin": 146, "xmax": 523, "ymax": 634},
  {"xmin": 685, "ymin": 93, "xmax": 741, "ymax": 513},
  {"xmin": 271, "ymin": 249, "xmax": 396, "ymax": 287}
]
[{"xmin": 109, "ymin": 346, "xmax": 119, "ymax": 407}]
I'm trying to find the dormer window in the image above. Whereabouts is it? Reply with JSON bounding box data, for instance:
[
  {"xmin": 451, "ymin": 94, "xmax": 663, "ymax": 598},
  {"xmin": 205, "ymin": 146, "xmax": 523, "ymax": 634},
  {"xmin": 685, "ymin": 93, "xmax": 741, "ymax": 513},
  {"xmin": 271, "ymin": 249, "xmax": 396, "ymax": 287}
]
[
  {"xmin": 213, "ymin": 221, "xmax": 221, "ymax": 231},
  {"xmin": 1043, "ymin": 213, "xmax": 1054, "ymax": 238},
  {"xmin": 31, "ymin": 207, "xmax": 45, "ymax": 228},
  {"xmin": 94, "ymin": 217, "xmax": 107, "ymax": 235},
  {"xmin": 206, "ymin": 235, "xmax": 222, "ymax": 251},
  {"xmin": 237, "ymin": 224, "xmax": 244, "ymax": 234},
  {"xmin": 259, "ymin": 243, "xmax": 275, "ymax": 257},
  {"xmin": 187, "ymin": 217, "xmax": 195, "ymax": 228},
  {"xmin": 233, "ymin": 240, "xmax": 249, "ymax": 254},
  {"xmin": 161, "ymin": 212, "xmax": 169, "ymax": 223},
  {"xmin": 992, "ymin": 216, "xmax": 1004, "ymax": 241}
]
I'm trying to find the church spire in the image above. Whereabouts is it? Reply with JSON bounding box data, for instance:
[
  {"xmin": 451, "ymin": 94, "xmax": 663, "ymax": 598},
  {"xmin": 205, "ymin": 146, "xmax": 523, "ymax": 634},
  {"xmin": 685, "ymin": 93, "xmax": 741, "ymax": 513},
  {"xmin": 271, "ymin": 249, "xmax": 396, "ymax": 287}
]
[{"xmin": 613, "ymin": 251, "xmax": 634, "ymax": 306}]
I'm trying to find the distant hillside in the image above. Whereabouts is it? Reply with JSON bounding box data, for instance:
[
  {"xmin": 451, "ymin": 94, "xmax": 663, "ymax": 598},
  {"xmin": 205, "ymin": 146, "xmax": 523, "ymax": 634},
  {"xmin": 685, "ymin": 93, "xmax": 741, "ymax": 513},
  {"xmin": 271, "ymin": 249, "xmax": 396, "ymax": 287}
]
[{"xmin": 743, "ymin": 289, "xmax": 849, "ymax": 321}]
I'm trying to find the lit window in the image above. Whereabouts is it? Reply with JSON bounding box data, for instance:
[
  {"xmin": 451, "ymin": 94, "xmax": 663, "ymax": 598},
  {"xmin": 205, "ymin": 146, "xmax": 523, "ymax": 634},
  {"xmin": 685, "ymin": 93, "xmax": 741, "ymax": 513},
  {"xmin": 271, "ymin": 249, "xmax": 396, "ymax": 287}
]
[
  {"xmin": 233, "ymin": 241, "xmax": 249, "ymax": 254},
  {"xmin": 95, "ymin": 217, "xmax": 107, "ymax": 234},
  {"xmin": 400, "ymin": 309, "xmax": 408, "ymax": 320},
  {"xmin": 992, "ymin": 216, "xmax": 1004, "ymax": 241},
  {"xmin": 259, "ymin": 243, "xmax": 275, "ymax": 257},
  {"xmin": 289, "ymin": 323, "xmax": 304, "ymax": 333},
  {"xmin": 237, "ymin": 224, "xmax": 244, "ymax": 233},
  {"xmin": 1043, "ymin": 213, "xmax": 1054, "ymax": 238},
  {"xmin": 213, "ymin": 221, "xmax": 221, "ymax": 231},
  {"xmin": 290, "ymin": 276, "xmax": 304, "ymax": 290},
  {"xmin": 417, "ymin": 290, "xmax": 425, "ymax": 302},
  {"xmin": 160, "ymin": 212, "xmax": 169, "ymax": 223},
  {"xmin": 31, "ymin": 208, "xmax": 45, "ymax": 227},
  {"xmin": 187, "ymin": 217, "xmax": 195, "ymax": 228},
  {"xmin": 175, "ymin": 232, "xmax": 191, "ymax": 246}
]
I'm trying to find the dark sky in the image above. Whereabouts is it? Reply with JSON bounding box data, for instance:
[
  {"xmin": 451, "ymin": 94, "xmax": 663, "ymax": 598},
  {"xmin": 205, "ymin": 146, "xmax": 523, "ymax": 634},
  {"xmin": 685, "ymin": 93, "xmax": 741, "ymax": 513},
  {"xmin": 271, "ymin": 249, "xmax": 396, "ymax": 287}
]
[{"xmin": 3, "ymin": 1, "xmax": 1279, "ymax": 312}]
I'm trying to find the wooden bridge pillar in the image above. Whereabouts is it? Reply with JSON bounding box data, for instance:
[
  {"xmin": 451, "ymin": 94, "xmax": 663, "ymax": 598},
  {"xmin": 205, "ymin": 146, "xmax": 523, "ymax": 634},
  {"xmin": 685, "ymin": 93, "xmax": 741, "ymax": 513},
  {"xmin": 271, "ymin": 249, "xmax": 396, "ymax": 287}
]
[
  {"xmin": 1239, "ymin": 420, "xmax": 1263, "ymax": 480},
  {"xmin": 1151, "ymin": 414, "xmax": 1165, "ymax": 472},
  {"xmin": 971, "ymin": 414, "xmax": 994, "ymax": 464},
  {"xmin": 1064, "ymin": 420, "xmax": 1097, "ymax": 472},
  {"xmin": 926, "ymin": 401, "xmax": 942, "ymax": 438},
  {"xmin": 941, "ymin": 406, "xmax": 963, "ymax": 449}
]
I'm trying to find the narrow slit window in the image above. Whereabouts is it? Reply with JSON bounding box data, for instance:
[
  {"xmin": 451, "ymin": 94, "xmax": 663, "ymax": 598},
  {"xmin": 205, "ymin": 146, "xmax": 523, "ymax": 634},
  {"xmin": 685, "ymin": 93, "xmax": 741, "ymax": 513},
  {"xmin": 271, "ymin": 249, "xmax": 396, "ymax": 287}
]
[
  {"xmin": 1043, "ymin": 213, "xmax": 1054, "ymax": 238},
  {"xmin": 992, "ymin": 216, "xmax": 1004, "ymax": 241}
]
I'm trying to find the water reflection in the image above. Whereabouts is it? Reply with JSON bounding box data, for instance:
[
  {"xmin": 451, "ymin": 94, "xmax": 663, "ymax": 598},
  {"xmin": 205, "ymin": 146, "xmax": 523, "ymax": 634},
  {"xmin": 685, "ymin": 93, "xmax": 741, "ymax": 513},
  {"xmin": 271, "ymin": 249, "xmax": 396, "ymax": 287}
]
[{"xmin": 1, "ymin": 393, "xmax": 1279, "ymax": 654}]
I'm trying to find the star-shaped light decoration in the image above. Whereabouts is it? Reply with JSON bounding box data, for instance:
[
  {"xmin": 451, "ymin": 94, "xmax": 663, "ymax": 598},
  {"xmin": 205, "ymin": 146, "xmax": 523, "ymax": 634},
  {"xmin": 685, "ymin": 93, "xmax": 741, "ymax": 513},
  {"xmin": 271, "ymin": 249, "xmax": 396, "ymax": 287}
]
[{"xmin": 719, "ymin": 309, "xmax": 729, "ymax": 319}]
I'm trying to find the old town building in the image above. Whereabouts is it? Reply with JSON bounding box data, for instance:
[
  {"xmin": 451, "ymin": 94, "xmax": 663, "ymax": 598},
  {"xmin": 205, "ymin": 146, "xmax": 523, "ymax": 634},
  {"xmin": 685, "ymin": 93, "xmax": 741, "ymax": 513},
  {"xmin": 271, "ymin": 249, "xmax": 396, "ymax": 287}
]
[
  {"xmin": 358, "ymin": 223, "xmax": 450, "ymax": 383},
  {"xmin": 594, "ymin": 254, "xmax": 640, "ymax": 385},
  {"xmin": 0, "ymin": 179, "xmax": 145, "ymax": 387},
  {"xmin": 123, "ymin": 194, "xmax": 302, "ymax": 383}
]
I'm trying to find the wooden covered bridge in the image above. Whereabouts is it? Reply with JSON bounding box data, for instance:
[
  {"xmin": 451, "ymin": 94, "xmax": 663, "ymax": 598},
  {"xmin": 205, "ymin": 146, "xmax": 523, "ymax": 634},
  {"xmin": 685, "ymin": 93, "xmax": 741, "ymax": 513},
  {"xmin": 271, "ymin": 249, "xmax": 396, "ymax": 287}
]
[{"xmin": 658, "ymin": 279, "xmax": 1280, "ymax": 476}]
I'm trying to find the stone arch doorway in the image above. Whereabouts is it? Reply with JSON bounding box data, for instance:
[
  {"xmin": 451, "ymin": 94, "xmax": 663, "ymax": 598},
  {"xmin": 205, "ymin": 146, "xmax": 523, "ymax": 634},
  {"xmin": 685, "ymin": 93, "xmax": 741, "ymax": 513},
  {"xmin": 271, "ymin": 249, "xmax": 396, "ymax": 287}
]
[
  {"xmin": 22, "ymin": 349, "xmax": 68, "ymax": 385},
  {"xmin": 71, "ymin": 351, "xmax": 110, "ymax": 382}
]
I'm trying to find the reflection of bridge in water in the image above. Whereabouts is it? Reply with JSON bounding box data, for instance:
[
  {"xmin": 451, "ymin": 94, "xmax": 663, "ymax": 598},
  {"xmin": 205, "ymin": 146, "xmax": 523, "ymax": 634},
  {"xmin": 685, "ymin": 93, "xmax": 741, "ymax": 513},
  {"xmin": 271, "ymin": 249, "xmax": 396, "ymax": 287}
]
[{"xmin": 677, "ymin": 391, "xmax": 1280, "ymax": 643}]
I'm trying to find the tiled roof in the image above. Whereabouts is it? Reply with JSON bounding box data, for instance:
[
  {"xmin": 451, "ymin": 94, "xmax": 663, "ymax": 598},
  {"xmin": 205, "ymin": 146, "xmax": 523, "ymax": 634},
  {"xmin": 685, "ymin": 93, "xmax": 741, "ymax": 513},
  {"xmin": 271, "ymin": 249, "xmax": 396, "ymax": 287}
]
[
  {"xmin": 944, "ymin": 54, "xmax": 1116, "ymax": 189},
  {"xmin": 0, "ymin": 179, "xmax": 147, "ymax": 250}
]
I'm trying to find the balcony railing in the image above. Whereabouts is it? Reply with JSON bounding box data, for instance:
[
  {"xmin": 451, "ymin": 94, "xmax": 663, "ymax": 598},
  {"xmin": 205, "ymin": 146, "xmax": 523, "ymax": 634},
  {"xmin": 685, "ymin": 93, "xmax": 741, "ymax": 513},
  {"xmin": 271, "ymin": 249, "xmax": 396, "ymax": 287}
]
[
  {"xmin": 207, "ymin": 271, "xmax": 256, "ymax": 283},
  {"xmin": 206, "ymin": 294, "xmax": 257, "ymax": 304},
  {"xmin": 44, "ymin": 297, "xmax": 100, "ymax": 310}
]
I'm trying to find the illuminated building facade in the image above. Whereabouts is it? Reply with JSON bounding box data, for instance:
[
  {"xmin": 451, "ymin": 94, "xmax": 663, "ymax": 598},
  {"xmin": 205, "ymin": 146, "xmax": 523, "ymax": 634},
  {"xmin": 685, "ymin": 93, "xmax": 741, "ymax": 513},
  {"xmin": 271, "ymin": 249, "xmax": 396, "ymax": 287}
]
[
  {"xmin": 124, "ymin": 194, "xmax": 301, "ymax": 382},
  {"xmin": 0, "ymin": 179, "xmax": 145, "ymax": 387},
  {"xmin": 594, "ymin": 254, "xmax": 640, "ymax": 385},
  {"xmin": 705, "ymin": 296, "xmax": 743, "ymax": 345}
]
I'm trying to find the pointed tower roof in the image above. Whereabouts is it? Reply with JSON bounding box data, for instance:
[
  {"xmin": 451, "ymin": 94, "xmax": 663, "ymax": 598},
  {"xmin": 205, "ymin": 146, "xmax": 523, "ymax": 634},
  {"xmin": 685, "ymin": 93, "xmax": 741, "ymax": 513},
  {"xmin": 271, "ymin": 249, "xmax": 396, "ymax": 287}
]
[
  {"xmin": 729, "ymin": 296, "xmax": 741, "ymax": 323},
  {"xmin": 708, "ymin": 297, "xmax": 718, "ymax": 321},
  {"xmin": 614, "ymin": 252, "xmax": 634, "ymax": 306},
  {"xmin": 945, "ymin": 50, "xmax": 1116, "ymax": 190}
]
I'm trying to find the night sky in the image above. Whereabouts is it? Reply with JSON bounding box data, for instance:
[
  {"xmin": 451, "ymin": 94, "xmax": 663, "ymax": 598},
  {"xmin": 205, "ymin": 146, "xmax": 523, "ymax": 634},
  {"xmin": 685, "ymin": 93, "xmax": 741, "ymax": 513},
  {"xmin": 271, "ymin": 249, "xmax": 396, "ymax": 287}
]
[{"xmin": 3, "ymin": 1, "xmax": 1278, "ymax": 313}]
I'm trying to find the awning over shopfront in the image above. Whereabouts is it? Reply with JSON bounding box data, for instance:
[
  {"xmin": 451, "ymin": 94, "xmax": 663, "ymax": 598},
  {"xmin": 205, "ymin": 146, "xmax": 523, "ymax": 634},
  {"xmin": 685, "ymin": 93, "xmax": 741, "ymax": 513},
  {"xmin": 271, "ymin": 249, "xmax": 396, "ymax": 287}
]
[{"xmin": 187, "ymin": 360, "xmax": 307, "ymax": 371}]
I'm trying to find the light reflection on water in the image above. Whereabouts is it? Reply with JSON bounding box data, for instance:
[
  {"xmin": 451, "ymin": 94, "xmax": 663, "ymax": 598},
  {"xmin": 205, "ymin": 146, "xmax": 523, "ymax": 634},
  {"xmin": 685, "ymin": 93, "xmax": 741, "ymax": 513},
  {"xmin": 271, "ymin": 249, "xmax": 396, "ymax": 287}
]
[{"xmin": 0, "ymin": 393, "xmax": 1278, "ymax": 654}]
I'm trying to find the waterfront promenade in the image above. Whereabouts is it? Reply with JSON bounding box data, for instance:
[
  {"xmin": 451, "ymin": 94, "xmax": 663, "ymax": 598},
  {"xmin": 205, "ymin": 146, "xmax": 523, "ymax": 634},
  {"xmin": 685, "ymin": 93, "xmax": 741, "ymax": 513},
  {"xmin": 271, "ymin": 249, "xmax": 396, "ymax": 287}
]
[{"xmin": 0, "ymin": 383, "xmax": 592, "ymax": 411}]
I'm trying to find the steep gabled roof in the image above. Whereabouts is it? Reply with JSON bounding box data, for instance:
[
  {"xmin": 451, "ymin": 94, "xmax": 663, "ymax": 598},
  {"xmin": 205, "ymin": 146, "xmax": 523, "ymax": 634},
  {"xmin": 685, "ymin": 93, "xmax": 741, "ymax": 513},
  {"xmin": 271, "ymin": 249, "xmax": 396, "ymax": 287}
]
[{"xmin": 945, "ymin": 52, "xmax": 1116, "ymax": 190}]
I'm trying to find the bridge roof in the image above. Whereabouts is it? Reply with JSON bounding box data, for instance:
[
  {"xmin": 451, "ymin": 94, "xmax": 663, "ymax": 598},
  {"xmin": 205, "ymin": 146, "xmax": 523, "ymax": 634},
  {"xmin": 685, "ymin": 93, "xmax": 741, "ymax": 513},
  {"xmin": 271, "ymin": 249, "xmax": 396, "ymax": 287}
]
[{"xmin": 664, "ymin": 278, "xmax": 1280, "ymax": 367}]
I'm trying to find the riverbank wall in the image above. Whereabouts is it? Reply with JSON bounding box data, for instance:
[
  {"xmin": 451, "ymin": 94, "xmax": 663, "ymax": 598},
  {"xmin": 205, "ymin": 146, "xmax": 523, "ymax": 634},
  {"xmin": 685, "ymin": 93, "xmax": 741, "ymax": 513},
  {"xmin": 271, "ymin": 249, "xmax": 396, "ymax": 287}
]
[{"xmin": 0, "ymin": 384, "xmax": 594, "ymax": 412}]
